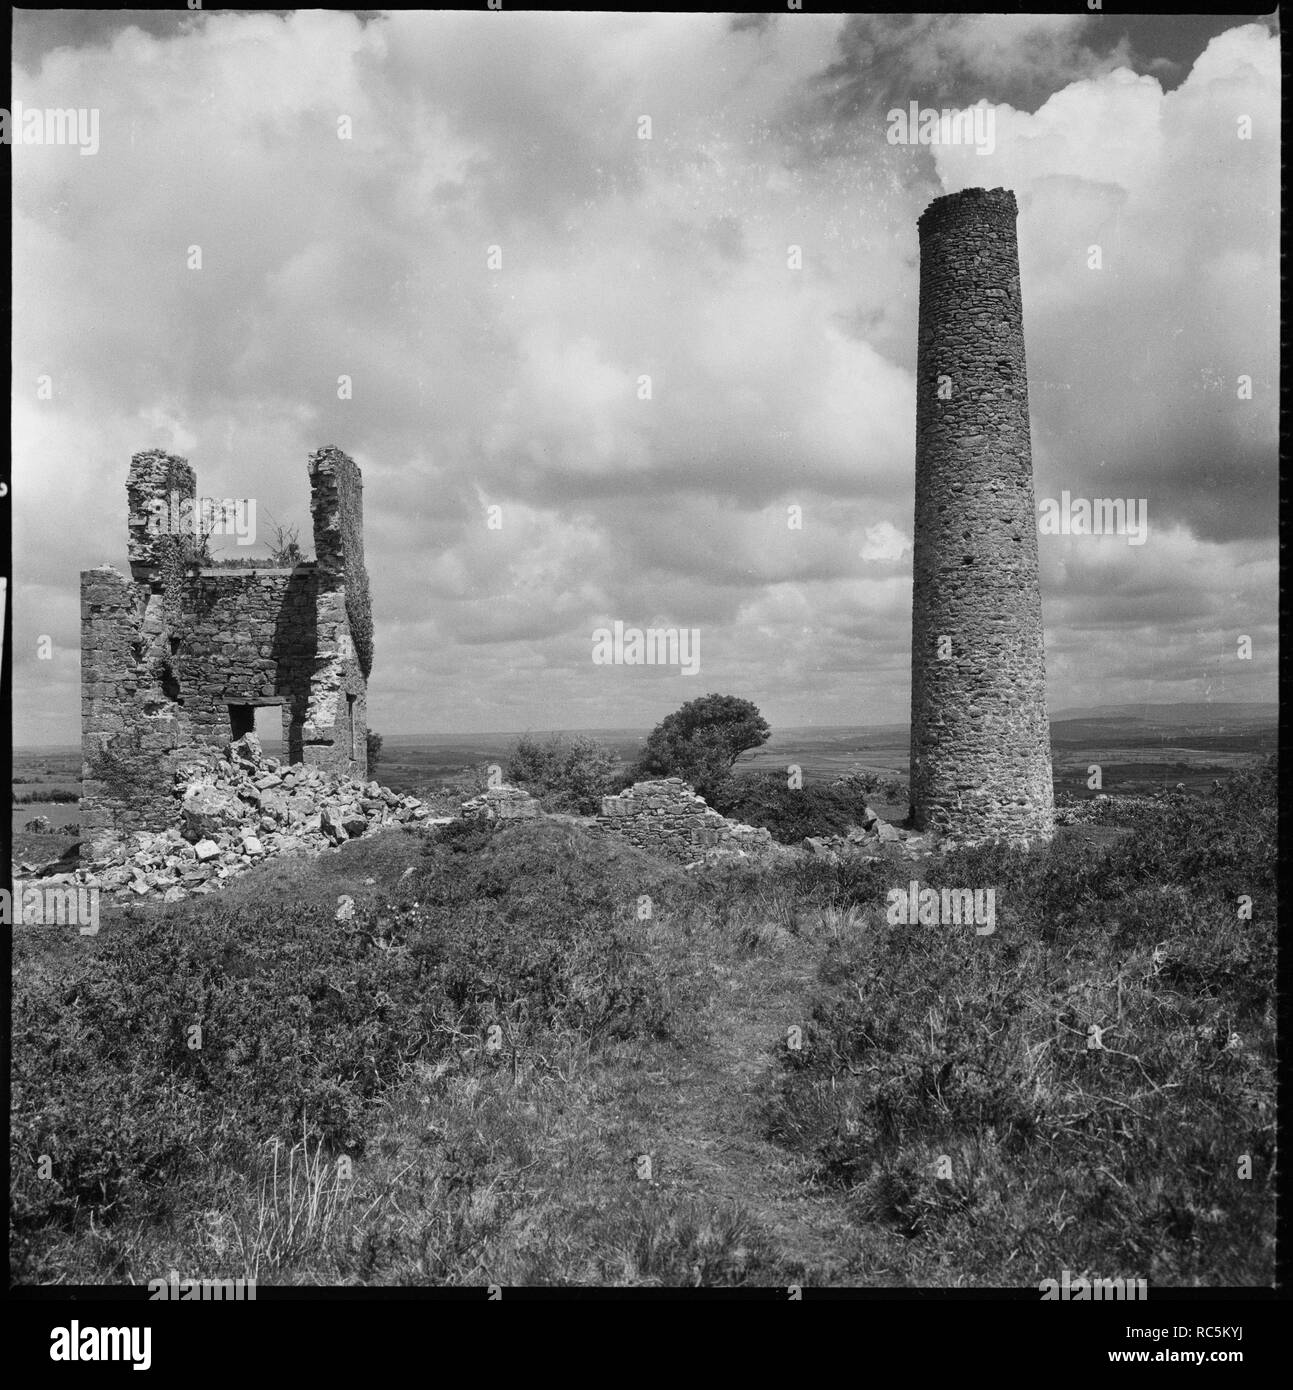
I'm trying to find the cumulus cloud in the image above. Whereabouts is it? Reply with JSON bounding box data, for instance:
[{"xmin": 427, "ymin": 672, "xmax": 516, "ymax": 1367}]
[
  {"xmin": 10, "ymin": 12, "xmax": 1277, "ymax": 742},
  {"xmin": 802, "ymin": 12, "xmax": 1137, "ymax": 141},
  {"xmin": 935, "ymin": 25, "xmax": 1279, "ymax": 547}
]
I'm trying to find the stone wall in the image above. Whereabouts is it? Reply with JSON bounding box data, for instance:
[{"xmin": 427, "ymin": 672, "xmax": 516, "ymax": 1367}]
[
  {"xmin": 908, "ymin": 187, "xmax": 1054, "ymax": 844},
  {"xmin": 81, "ymin": 446, "xmax": 373, "ymax": 854},
  {"xmin": 126, "ymin": 450, "xmax": 196, "ymax": 581},
  {"xmin": 595, "ymin": 778, "xmax": 771, "ymax": 863},
  {"xmin": 460, "ymin": 785, "xmax": 540, "ymax": 822},
  {"xmin": 306, "ymin": 446, "xmax": 370, "ymax": 774},
  {"xmin": 311, "ymin": 445, "xmax": 372, "ymax": 679},
  {"xmin": 81, "ymin": 565, "xmax": 180, "ymax": 840}
]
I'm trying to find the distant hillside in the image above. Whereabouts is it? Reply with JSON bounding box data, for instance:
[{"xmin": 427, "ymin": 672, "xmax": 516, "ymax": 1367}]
[
  {"xmin": 1049, "ymin": 702, "xmax": 1276, "ymax": 726},
  {"xmin": 14, "ymin": 706, "xmax": 1277, "ymax": 760},
  {"xmin": 1049, "ymin": 702, "xmax": 1277, "ymax": 752}
]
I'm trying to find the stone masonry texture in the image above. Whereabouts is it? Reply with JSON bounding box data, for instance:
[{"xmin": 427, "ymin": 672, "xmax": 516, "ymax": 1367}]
[
  {"xmin": 595, "ymin": 778, "xmax": 772, "ymax": 863},
  {"xmin": 81, "ymin": 447, "xmax": 373, "ymax": 855},
  {"xmin": 908, "ymin": 188, "xmax": 1055, "ymax": 843}
]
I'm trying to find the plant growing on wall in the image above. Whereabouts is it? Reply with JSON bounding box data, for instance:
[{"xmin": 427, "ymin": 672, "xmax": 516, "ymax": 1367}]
[{"xmin": 267, "ymin": 518, "xmax": 306, "ymax": 566}]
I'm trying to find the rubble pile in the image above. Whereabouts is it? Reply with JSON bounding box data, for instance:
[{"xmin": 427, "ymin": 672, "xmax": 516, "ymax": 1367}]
[
  {"xmin": 37, "ymin": 733, "xmax": 435, "ymax": 903},
  {"xmin": 801, "ymin": 805, "xmax": 938, "ymax": 863}
]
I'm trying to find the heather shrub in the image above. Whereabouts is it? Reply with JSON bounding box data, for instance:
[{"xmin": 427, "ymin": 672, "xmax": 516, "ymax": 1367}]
[
  {"xmin": 712, "ymin": 771, "xmax": 873, "ymax": 844},
  {"xmin": 762, "ymin": 758, "xmax": 1277, "ymax": 1283},
  {"xmin": 11, "ymin": 821, "xmax": 677, "ymax": 1277}
]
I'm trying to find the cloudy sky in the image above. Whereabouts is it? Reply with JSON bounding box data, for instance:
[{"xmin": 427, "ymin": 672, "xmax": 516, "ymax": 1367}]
[{"xmin": 10, "ymin": 9, "xmax": 1280, "ymax": 743}]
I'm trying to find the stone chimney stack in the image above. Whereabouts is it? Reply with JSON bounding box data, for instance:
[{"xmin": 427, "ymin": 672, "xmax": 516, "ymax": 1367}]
[{"xmin": 908, "ymin": 188, "xmax": 1054, "ymax": 843}]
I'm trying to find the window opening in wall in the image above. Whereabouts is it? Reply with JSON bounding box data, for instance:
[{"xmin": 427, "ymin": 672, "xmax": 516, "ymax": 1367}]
[
  {"xmin": 254, "ymin": 704, "xmax": 284, "ymax": 757},
  {"xmin": 228, "ymin": 704, "xmax": 255, "ymax": 740}
]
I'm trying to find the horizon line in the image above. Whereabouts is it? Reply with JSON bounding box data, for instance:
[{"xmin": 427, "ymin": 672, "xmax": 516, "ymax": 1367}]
[{"xmin": 12, "ymin": 700, "xmax": 1279, "ymax": 752}]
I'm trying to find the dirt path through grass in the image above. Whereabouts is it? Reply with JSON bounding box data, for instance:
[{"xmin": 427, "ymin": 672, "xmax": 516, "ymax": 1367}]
[{"xmin": 623, "ymin": 939, "xmax": 851, "ymax": 1282}]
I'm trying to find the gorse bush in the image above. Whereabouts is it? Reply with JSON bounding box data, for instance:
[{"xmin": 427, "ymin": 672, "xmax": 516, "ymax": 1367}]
[{"xmin": 504, "ymin": 732, "xmax": 622, "ymax": 814}]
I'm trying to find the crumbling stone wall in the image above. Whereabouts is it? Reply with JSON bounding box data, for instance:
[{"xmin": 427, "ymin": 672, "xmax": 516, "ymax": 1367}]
[
  {"xmin": 81, "ymin": 565, "xmax": 182, "ymax": 837},
  {"xmin": 305, "ymin": 447, "xmax": 370, "ymax": 773},
  {"xmin": 595, "ymin": 778, "xmax": 771, "ymax": 863},
  {"xmin": 127, "ymin": 449, "xmax": 197, "ymax": 581},
  {"xmin": 460, "ymin": 785, "xmax": 540, "ymax": 822},
  {"xmin": 908, "ymin": 187, "xmax": 1054, "ymax": 844},
  {"xmin": 81, "ymin": 446, "xmax": 374, "ymax": 853},
  {"xmin": 311, "ymin": 446, "xmax": 372, "ymax": 679}
]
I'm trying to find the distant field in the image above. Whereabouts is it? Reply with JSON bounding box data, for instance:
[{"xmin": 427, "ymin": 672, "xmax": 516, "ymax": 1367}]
[
  {"xmin": 370, "ymin": 721, "xmax": 1272, "ymax": 800},
  {"xmin": 373, "ymin": 726, "xmax": 913, "ymax": 797},
  {"xmin": 11, "ymin": 750, "xmax": 83, "ymax": 848},
  {"xmin": 13, "ymin": 717, "xmax": 1274, "ymax": 830}
]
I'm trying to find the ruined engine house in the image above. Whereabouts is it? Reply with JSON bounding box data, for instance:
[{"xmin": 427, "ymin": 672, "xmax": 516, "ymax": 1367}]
[{"xmin": 80, "ymin": 446, "xmax": 373, "ymax": 851}]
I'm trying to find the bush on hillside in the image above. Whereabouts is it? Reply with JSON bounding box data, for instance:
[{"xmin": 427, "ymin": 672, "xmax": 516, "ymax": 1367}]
[
  {"xmin": 365, "ymin": 730, "xmax": 384, "ymax": 778},
  {"xmin": 505, "ymin": 732, "xmax": 622, "ymax": 814},
  {"xmin": 629, "ymin": 695, "xmax": 770, "ymax": 802}
]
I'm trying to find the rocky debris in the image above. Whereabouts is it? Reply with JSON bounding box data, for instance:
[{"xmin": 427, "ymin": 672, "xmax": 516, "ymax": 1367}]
[
  {"xmin": 684, "ymin": 838, "xmax": 798, "ymax": 871},
  {"xmin": 181, "ymin": 785, "xmax": 244, "ymax": 841},
  {"xmin": 22, "ymin": 815, "xmax": 54, "ymax": 834},
  {"xmin": 800, "ymin": 808, "xmax": 938, "ymax": 863},
  {"xmin": 596, "ymin": 778, "xmax": 773, "ymax": 864},
  {"xmin": 460, "ymin": 784, "xmax": 541, "ymax": 822},
  {"xmin": 66, "ymin": 731, "xmax": 432, "ymax": 904},
  {"xmin": 320, "ymin": 805, "xmax": 349, "ymax": 843}
]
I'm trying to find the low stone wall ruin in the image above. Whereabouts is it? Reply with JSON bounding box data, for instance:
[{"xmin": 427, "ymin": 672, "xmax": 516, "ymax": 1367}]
[
  {"xmin": 594, "ymin": 778, "xmax": 771, "ymax": 864},
  {"xmin": 459, "ymin": 785, "xmax": 541, "ymax": 822}
]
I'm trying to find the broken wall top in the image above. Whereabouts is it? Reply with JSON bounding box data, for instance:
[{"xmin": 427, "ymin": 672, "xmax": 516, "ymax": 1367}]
[{"xmin": 310, "ymin": 446, "xmax": 372, "ymax": 679}]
